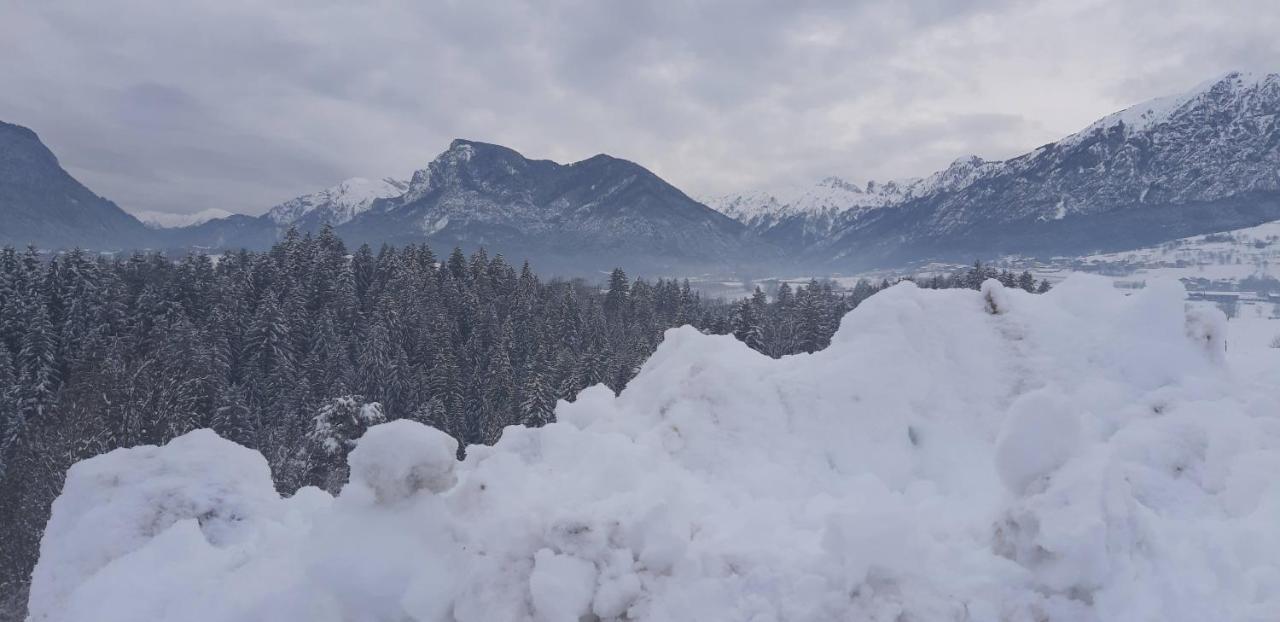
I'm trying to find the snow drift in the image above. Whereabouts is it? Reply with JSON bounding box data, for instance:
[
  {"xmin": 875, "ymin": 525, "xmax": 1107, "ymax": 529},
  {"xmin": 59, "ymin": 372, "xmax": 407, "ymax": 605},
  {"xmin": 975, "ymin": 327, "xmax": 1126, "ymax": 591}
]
[{"xmin": 28, "ymin": 276, "xmax": 1280, "ymax": 622}]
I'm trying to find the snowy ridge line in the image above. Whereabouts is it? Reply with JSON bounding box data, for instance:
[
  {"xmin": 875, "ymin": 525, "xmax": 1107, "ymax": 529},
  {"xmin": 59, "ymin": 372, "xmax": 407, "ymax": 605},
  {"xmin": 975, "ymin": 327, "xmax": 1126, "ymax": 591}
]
[
  {"xmin": 132, "ymin": 208, "xmax": 237, "ymax": 229},
  {"xmin": 702, "ymin": 176, "xmax": 911, "ymax": 223},
  {"xmin": 266, "ymin": 177, "xmax": 409, "ymax": 227},
  {"xmin": 1066, "ymin": 71, "xmax": 1279, "ymax": 145},
  {"xmin": 28, "ymin": 276, "xmax": 1280, "ymax": 622},
  {"xmin": 712, "ymin": 70, "xmax": 1280, "ymax": 240}
]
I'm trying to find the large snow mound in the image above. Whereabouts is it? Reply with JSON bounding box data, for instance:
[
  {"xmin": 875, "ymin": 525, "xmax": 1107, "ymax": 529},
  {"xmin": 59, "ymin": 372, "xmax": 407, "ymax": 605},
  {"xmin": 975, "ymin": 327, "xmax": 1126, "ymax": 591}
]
[{"xmin": 28, "ymin": 276, "xmax": 1280, "ymax": 622}]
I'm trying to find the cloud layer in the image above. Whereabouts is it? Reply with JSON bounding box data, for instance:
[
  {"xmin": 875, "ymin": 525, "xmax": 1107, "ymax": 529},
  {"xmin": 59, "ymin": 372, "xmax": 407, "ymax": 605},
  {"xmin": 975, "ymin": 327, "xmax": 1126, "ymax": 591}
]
[{"xmin": 2, "ymin": 0, "xmax": 1277, "ymax": 216}]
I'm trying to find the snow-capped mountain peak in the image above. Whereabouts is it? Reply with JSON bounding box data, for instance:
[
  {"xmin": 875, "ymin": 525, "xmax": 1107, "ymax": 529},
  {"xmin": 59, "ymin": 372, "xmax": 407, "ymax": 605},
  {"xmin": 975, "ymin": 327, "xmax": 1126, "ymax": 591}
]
[
  {"xmin": 704, "ymin": 174, "xmax": 905, "ymax": 223},
  {"xmin": 1067, "ymin": 70, "xmax": 1280, "ymax": 144},
  {"xmin": 331, "ymin": 138, "xmax": 765, "ymax": 275},
  {"xmin": 911, "ymin": 155, "xmax": 998, "ymax": 196},
  {"xmin": 397, "ymin": 139, "xmax": 507, "ymax": 204},
  {"xmin": 815, "ymin": 175, "xmax": 864, "ymax": 193},
  {"xmin": 134, "ymin": 208, "xmax": 237, "ymax": 229},
  {"xmin": 267, "ymin": 176, "xmax": 408, "ymax": 227},
  {"xmin": 700, "ymin": 174, "xmax": 914, "ymax": 250},
  {"xmin": 814, "ymin": 68, "xmax": 1280, "ymax": 267},
  {"xmin": 710, "ymin": 69, "xmax": 1280, "ymax": 269},
  {"xmin": 704, "ymin": 155, "xmax": 1008, "ymax": 236}
]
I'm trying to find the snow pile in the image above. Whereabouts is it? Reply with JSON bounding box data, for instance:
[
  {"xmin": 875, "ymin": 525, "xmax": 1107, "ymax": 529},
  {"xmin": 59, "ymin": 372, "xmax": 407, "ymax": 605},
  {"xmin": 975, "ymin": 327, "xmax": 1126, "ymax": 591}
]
[{"xmin": 28, "ymin": 276, "xmax": 1280, "ymax": 622}]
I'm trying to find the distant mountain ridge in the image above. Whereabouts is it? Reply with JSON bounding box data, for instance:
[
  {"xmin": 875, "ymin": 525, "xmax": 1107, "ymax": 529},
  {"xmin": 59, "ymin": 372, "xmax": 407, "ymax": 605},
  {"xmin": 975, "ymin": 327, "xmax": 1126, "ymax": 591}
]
[
  {"xmin": 0, "ymin": 125, "xmax": 763, "ymax": 274},
  {"xmin": 712, "ymin": 71, "xmax": 1280, "ymax": 268},
  {"xmin": 169, "ymin": 139, "xmax": 770, "ymax": 275},
  {"xmin": 702, "ymin": 176, "xmax": 910, "ymax": 250},
  {"xmin": 265, "ymin": 177, "xmax": 408, "ymax": 228},
  {"xmin": 135, "ymin": 208, "xmax": 236, "ymax": 229},
  {"xmin": 4, "ymin": 70, "xmax": 1280, "ymax": 274},
  {"xmin": 332, "ymin": 140, "xmax": 768, "ymax": 275}
]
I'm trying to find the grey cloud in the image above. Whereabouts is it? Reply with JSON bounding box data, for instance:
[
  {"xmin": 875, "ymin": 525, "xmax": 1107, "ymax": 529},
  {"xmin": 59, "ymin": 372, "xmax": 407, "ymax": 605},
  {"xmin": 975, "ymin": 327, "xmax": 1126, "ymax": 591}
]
[
  {"xmin": 0, "ymin": 0, "xmax": 1277, "ymax": 216},
  {"xmin": 113, "ymin": 83, "xmax": 209, "ymax": 131}
]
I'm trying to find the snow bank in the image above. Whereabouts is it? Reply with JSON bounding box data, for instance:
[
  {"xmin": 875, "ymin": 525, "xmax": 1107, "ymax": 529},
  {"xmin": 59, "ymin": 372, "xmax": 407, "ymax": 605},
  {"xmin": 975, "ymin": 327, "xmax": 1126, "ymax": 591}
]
[{"xmin": 28, "ymin": 276, "xmax": 1280, "ymax": 621}]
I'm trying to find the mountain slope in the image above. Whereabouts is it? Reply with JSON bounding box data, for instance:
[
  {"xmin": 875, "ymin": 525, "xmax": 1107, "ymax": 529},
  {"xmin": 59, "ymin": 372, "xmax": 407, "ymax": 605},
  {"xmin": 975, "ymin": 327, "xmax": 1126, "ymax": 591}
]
[
  {"xmin": 714, "ymin": 72, "xmax": 1280, "ymax": 270},
  {"xmin": 826, "ymin": 71, "xmax": 1280, "ymax": 266},
  {"xmin": 0, "ymin": 121, "xmax": 151, "ymax": 249},
  {"xmin": 266, "ymin": 177, "xmax": 408, "ymax": 229},
  {"xmin": 336, "ymin": 140, "xmax": 768, "ymax": 275}
]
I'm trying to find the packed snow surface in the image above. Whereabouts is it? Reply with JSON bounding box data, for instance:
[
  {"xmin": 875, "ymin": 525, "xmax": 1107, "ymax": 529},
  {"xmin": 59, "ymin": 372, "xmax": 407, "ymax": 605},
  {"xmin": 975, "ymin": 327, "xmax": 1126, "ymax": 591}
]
[{"xmin": 28, "ymin": 277, "xmax": 1280, "ymax": 622}]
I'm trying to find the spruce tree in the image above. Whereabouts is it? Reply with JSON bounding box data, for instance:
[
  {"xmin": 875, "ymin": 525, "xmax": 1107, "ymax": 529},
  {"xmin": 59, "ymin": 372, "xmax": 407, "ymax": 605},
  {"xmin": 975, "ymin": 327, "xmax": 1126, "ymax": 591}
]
[
  {"xmin": 1017, "ymin": 271, "xmax": 1036, "ymax": 292},
  {"xmin": 604, "ymin": 268, "xmax": 630, "ymax": 320},
  {"xmin": 731, "ymin": 297, "xmax": 764, "ymax": 352},
  {"xmin": 518, "ymin": 350, "xmax": 556, "ymax": 427},
  {"xmin": 17, "ymin": 302, "xmax": 58, "ymax": 421},
  {"xmin": 307, "ymin": 395, "xmax": 384, "ymax": 491}
]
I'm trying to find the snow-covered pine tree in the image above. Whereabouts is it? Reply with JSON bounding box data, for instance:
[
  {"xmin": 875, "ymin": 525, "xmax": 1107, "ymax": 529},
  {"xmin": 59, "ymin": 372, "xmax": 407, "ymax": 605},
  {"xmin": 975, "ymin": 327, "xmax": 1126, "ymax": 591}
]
[
  {"xmin": 212, "ymin": 383, "xmax": 257, "ymax": 448},
  {"xmin": 246, "ymin": 293, "xmax": 294, "ymax": 385},
  {"xmin": 731, "ymin": 297, "xmax": 765, "ymax": 352},
  {"xmin": 1017, "ymin": 271, "xmax": 1036, "ymax": 292},
  {"xmin": 0, "ymin": 346, "xmax": 16, "ymax": 479},
  {"xmin": 479, "ymin": 320, "xmax": 517, "ymax": 444},
  {"xmin": 306, "ymin": 395, "xmax": 385, "ymax": 491},
  {"xmin": 604, "ymin": 268, "xmax": 630, "ymax": 321},
  {"xmin": 518, "ymin": 350, "xmax": 556, "ymax": 428},
  {"xmin": 17, "ymin": 302, "xmax": 58, "ymax": 422}
]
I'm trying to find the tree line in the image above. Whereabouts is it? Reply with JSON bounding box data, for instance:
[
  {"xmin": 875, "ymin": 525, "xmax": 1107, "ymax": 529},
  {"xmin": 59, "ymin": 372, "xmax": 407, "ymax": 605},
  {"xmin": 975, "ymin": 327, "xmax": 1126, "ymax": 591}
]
[{"xmin": 0, "ymin": 226, "xmax": 1046, "ymax": 611}]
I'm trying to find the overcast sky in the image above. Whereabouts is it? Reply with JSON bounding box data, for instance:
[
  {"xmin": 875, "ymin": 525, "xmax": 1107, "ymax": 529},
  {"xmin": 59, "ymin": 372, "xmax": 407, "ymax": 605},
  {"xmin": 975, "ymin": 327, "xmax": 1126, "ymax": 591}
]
[{"xmin": 2, "ymin": 0, "xmax": 1277, "ymax": 217}]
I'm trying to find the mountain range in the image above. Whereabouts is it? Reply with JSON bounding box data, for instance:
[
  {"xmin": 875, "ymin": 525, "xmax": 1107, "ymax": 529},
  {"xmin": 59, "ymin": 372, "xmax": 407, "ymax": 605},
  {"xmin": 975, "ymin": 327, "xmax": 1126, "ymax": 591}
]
[
  {"xmin": 707, "ymin": 71, "xmax": 1280, "ymax": 268},
  {"xmin": 165, "ymin": 140, "xmax": 765, "ymax": 275},
  {"xmin": 2, "ymin": 71, "xmax": 1279, "ymax": 276}
]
